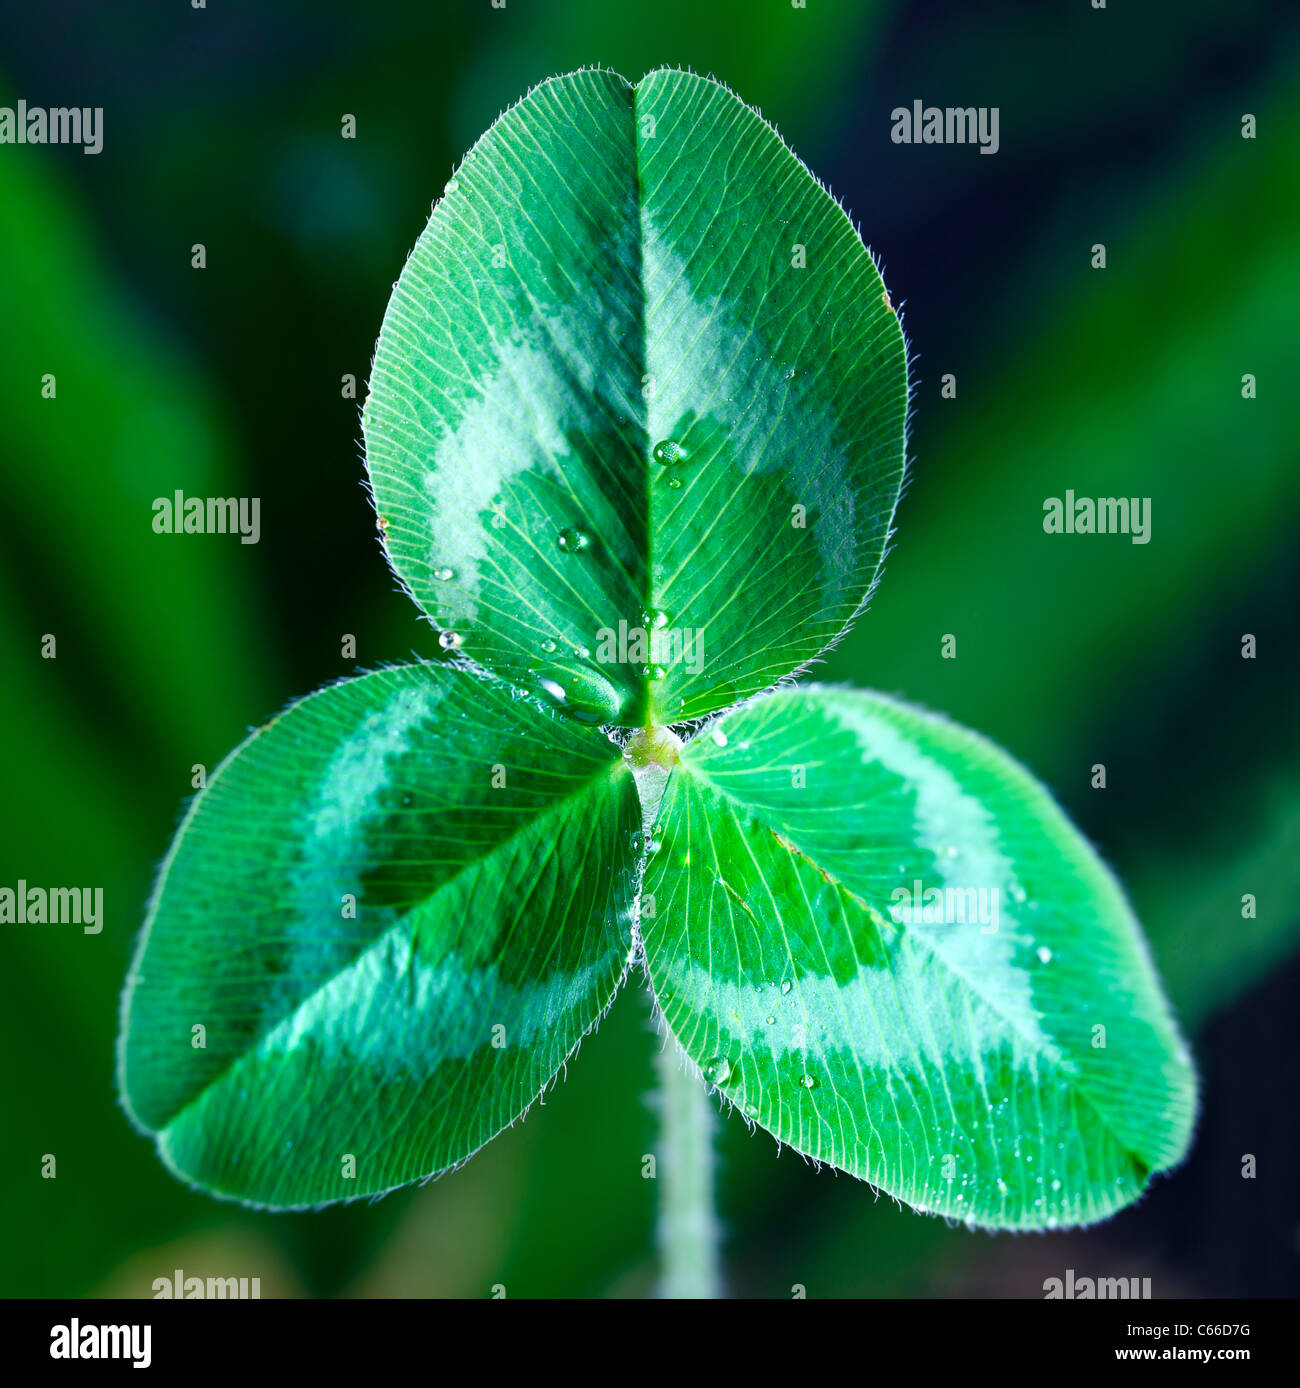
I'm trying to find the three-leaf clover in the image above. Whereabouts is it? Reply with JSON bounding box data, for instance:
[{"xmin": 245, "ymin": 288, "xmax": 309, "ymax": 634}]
[{"xmin": 119, "ymin": 69, "xmax": 1195, "ymax": 1234}]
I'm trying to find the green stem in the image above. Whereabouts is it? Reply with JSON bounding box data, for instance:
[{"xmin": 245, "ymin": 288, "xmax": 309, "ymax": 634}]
[{"xmin": 655, "ymin": 1034, "xmax": 720, "ymax": 1298}]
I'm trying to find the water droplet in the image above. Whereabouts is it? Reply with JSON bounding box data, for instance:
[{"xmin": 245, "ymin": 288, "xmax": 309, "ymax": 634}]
[
  {"xmin": 1037, "ymin": 946, "xmax": 1053, "ymax": 964},
  {"xmin": 645, "ymin": 608, "xmax": 671, "ymax": 630},
  {"xmin": 557, "ymin": 527, "xmax": 590, "ymax": 552},
  {"xmin": 537, "ymin": 666, "xmax": 623, "ymax": 725},
  {"xmin": 540, "ymin": 638, "xmax": 557, "ymax": 653},
  {"xmin": 666, "ymin": 476, "xmax": 683, "ymax": 490},
  {"xmin": 800, "ymin": 1073, "xmax": 817, "ymax": 1090},
  {"xmin": 650, "ymin": 665, "xmax": 666, "ymax": 681},
  {"xmin": 780, "ymin": 980, "xmax": 793, "ymax": 995},
  {"xmin": 400, "ymin": 793, "xmax": 413, "ymax": 807},
  {"xmin": 434, "ymin": 567, "xmax": 455, "ymax": 581},
  {"xmin": 630, "ymin": 831, "xmax": 645, "ymax": 853},
  {"xmin": 703, "ymin": 1056, "xmax": 732, "ymax": 1085},
  {"xmin": 439, "ymin": 630, "xmax": 462, "ymax": 651},
  {"xmin": 765, "ymin": 1015, "xmax": 775, "ymax": 1026},
  {"xmin": 1051, "ymin": 1178, "xmax": 1062, "ymax": 1192},
  {"xmin": 710, "ymin": 726, "xmax": 729, "ymax": 747},
  {"xmin": 444, "ymin": 177, "xmax": 460, "ymax": 194},
  {"xmin": 653, "ymin": 439, "xmax": 685, "ymax": 465},
  {"xmin": 573, "ymin": 645, "xmax": 590, "ymax": 659}
]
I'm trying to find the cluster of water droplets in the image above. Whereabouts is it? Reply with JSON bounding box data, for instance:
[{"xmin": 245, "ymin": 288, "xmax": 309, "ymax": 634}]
[
  {"xmin": 653, "ymin": 438, "xmax": 687, "ymax": 489},
  {"xmin": 422, "ymin": 443, "xmax": 713, "ymax": 720},
  {"xmin": 431, "ymin": 566, "xmax": 463, "ymax": 652}
]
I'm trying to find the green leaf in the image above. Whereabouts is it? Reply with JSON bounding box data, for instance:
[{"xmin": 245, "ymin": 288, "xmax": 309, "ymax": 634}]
[
  {"xmin": 364, "ymin": 67, "xmax": 908, "ymax": 728},
  {"xmin": 641, "ymin": 687, "xmax": 1196, "ymax": 1229},
  {"xmin": 118, "ymin": 664, "xmax": 641, "ymax": 1209}
]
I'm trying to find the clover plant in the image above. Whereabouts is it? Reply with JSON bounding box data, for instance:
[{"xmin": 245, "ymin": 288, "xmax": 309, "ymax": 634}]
[{"xmin": 119, "ymin": 68, "xmax": 1196, "ymax": 1297}]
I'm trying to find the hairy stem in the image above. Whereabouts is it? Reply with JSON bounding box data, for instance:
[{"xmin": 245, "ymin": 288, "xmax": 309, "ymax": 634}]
[{"xmin": 655, "ymin": 1034, "xmax": 720, "ymax": 1298}]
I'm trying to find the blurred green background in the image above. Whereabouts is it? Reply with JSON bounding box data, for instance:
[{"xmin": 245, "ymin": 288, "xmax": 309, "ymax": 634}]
[{"xmin": 2, "ymin": 0, "xmax": 1297, "ymax": 1298}]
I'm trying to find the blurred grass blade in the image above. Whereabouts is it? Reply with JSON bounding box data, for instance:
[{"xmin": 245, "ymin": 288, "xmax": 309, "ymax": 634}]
[
  {"xmin": 119, "ymin": 665, "xmax": 641, "ymax": 1208},
  {"xmin": 0, "ymin": 81, "xmax": 269, "ymax": 762},
  {"xmin": 642, "ymin": 686, "xmax": 1196, "ymax": 1229},
  {"xmin": 364, "ymin": 67, "xmax": 908, "ymax": 728}
]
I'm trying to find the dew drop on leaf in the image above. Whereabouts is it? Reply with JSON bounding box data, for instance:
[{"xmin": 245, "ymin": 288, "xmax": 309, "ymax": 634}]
[
  {"xmin": 556, "ymin": 527, "xmax": 590, "ymax": 552},
  {"xmin": 702, "ymin": 1056, "xmax": 732, "ymax": 1085},
  {"xmin": 439, "ymin": 630, "xmax": 462, "ymax": 651},
  {"xmin": 538, "ymin": 665, "xmax": 621, "ymax": 724}
]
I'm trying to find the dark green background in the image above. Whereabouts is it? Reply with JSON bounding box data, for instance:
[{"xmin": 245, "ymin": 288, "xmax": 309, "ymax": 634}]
[{"xmin": 2, "ymin": 0, "xmax": 1297, "ymax": 1297}]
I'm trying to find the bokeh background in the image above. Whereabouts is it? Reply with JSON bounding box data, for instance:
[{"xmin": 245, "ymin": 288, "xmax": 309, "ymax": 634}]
[{"xmin": 2, "ymin": 0, "xmax": 1297, "ymax": 1298}]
